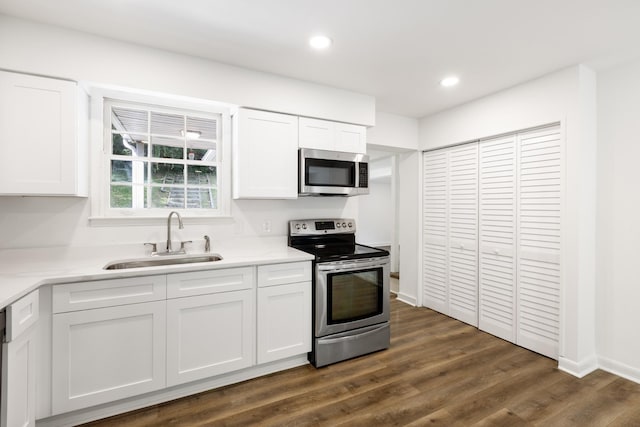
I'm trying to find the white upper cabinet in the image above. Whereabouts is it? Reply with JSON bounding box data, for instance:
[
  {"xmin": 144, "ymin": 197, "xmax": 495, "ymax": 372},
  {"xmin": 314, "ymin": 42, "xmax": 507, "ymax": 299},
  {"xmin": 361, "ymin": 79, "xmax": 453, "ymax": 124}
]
[
  {"xmin": 299, "ymin": 117, "xmax": 366, "ymax": 154},
  {"xmin": 233, "ymin": 108, "xmax": 298, "ymax": 199},
  {"xmin": 0, "ymin": 70, "xmax": 87, "ymax": 196}
]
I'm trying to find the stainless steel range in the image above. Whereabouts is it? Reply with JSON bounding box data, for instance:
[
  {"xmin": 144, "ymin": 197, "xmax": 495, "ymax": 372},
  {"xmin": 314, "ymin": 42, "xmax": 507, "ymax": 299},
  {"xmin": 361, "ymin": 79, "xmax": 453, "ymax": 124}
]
[{"xmin": 288, "ymin": 218, "xmax": 390, "ymax": 367}]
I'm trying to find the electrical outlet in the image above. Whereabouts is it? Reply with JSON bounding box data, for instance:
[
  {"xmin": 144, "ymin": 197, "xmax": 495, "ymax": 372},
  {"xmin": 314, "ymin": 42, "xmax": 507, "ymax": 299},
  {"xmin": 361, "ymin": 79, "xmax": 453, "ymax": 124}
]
[{"xmin": 262, "ymin": 220, "xmax": 272, "ymax": 233}]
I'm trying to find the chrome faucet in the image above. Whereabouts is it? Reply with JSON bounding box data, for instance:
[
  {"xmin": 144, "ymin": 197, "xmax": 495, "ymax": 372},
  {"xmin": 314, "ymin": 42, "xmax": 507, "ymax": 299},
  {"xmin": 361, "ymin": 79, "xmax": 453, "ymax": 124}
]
[
  {"xmin": 166, "ymin": 211, "xmax": 183, "ymax": 253},
  {"xmin": 204, "ymin": 235, "xmax": 211, "ymax": 253}
]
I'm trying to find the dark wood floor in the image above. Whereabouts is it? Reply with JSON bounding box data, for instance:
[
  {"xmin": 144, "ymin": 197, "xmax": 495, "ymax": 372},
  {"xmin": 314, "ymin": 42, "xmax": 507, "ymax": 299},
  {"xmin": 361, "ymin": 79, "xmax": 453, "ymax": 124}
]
[{"xmin": 83, "ymin": 298, "xmax": 640, "ymax": 426}]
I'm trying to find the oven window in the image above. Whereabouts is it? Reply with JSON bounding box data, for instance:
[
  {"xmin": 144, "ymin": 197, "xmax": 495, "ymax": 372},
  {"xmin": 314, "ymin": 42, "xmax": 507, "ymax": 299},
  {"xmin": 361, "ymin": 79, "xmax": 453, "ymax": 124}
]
[
  {"xmin": 306, "ymin": 158, "xmax": 356, "ymax": 187},
  {"xmin": 328, "ymin": 268, "xmax": 383, "ymax": 324}
]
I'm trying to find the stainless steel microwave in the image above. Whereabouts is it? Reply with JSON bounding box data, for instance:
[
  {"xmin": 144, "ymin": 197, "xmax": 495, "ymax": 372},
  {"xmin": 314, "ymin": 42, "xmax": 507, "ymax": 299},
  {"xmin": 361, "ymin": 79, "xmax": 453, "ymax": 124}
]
[{"xmin": 299, "ymin": 148, "xmax": 369, "ymax": 196}]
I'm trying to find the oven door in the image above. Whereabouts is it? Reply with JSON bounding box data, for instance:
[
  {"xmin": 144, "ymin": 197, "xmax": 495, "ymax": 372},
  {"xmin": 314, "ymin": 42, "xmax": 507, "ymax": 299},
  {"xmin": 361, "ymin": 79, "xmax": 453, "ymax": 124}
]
[{"xmin": 315, "ymin": 256, "xmax": 390, "ymax": 337}]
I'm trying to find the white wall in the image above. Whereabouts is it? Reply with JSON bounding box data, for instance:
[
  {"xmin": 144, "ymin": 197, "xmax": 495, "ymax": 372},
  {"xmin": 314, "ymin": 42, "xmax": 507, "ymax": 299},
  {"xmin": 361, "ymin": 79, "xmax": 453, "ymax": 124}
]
[
  {"xmin": 419, "ymin": 66, "xmax": 598, "ymax": 377},
  {"xmin": 365, "ymin": 111, "xmax": 420, "ymax": 305},
  {"xmin": 358, "ymin": 157, "xmax": 392, "ymax": 247},
  {"xmin": 0, "ymin": 14, "xmax": 374, "ymax": 249},
  {"xmin": 596, "ymin": 57, "xmax": 640, "ymax": 383},
  {"xmin": 0, "ymin": 14, "xmax": 374, "ymax": 126},
  {"xmin": 0, "ymin": 196, "xmax": 359, "ymax": 249}
]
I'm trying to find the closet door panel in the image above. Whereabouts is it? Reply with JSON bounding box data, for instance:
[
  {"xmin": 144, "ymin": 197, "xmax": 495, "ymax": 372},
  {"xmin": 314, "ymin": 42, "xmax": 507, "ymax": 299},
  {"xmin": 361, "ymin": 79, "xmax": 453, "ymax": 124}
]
[
  {"xmin": 447, "ymin": 143, "xmax": 478, "ymax": 326},
  {"xmin": 422, "ymin": 150, "xmax": 448, "ymax": 314},
  {"xmin": 478, "ymin": 135, "xmax": 517, "ymax": 341},
  {"xmin": 517, "ymin": 126, "xmax": 561, "ymax": 359}
]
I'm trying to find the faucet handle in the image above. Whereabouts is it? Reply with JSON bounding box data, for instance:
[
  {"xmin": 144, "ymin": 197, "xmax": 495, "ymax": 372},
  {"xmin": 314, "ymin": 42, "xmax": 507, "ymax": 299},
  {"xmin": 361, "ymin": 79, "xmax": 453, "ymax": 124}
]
[
  {"xmin": 180, "ymin": 240, "xmax": 192, "ymax": 252},
  {"xmin": 204, "ymin": 235, "xmax": 211, "ymax": 253},
  {"xmin": 144, "ymin": 242, "xmax": 158, "ymax": 255}
]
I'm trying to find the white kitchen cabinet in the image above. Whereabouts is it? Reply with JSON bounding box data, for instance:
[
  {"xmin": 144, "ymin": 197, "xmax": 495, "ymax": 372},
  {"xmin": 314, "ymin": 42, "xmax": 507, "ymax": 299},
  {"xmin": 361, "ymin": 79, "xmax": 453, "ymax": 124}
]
[
  {"xmin": 233, "ymin": 108, "xmax": 298, "ymax": 199},
  {"xmin": 1, "ymin": 290, "xmax": 39, "ymax": 427},
  {"xmin": 299, "ymin": 117, "xmax": 366, "ymax": 154},
  {"xmin": 256, "ymin": 262, "xmax": 311, "ymax": 364},
  {"xmin": 0, "ymin": 70, "xmax": 87, "ymax": 196},
  {"xmin": 166, "ymin": 289, "xmax": 254, "ymax": 386},
  {"xmin": 51, "ymin": 300, "xmax": 166, "ymax": 414}
]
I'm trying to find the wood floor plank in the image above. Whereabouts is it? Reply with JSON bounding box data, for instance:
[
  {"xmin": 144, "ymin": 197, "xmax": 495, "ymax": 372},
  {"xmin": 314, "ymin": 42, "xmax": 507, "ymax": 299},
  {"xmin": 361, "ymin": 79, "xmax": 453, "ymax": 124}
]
[{"xmin": 82, "ymin": 298, "xmax": 640, "ymax": 427}]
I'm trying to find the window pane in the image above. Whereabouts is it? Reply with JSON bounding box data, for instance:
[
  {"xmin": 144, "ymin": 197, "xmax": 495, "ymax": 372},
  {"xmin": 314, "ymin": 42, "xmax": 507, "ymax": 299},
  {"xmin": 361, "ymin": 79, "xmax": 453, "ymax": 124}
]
[
  {"xmin": 111, "ymin": 160, "xmax": 148, "ymax": 184},
  {"xmin": 152, "ymin": 136, "xmax": 184, "ymax": 159},
  {"xmin": 151, "ymin": 112, "xmax": 183, "ymax": 137},
  {"xmin": 112, "ymin": 133, "xmax": 148, "ymax": 157},
  {"xmin": 186, "ymin": 188, "xmax": 217, "ymax": 209},
  {"xmin": 112, "ymin": 107, "xmax": 148, "ymax": 134},
  {"xmin": 187, "ymin": 165, "xmax": 216, "ymax": 186},
  {"xmin": 187, "ymin": 141, "xmax": 216, "ymax": 161},
  {"xmin": 151, "ymin": 186, "xmax": 185, "ymax": 209},
  {"xmin": 151, "ymin": 163, "xmax": 184, "ymax": 184},
  {"xmin": 110, "ymin": 185, "xmax": 132, "ymax": 208},
  {"xmin": 186, "ymin": 116, "xmax": 217, "ymax": 140}
]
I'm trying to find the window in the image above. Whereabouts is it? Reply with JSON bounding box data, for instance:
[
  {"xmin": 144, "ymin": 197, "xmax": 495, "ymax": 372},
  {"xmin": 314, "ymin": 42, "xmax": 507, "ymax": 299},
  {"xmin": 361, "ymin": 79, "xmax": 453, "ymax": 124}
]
[{"xmin": 93, "ymin": 95, "xmax": 231, "ymax": 220}]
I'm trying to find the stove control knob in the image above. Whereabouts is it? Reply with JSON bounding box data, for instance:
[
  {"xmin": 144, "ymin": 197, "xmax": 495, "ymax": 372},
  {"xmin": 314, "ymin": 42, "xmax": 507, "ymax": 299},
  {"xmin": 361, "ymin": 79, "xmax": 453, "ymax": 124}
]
[
  {"xmin": 348, "ymin": 222, "xmax": 353, "ymax": 228},
  {"xmin": 342, "ymin": 222, "xmax": 347, "ymax": 228},
  {"xmin": 295, "ymin": 224, "xmax": 301, "ymax": 230},
  {"xmin": 336, "ymin": 223, "xmax": 341, "ymax": 228},
  {"xmin": 302, "ymin": 223, "xmax": 307, "ymax": 230}
]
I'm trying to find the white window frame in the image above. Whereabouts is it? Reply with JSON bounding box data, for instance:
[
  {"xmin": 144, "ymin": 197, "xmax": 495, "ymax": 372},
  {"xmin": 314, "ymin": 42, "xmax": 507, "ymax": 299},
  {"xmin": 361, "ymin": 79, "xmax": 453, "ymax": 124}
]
[{"xmin": 89, "ymin": 86, "xmax": 232, "ymax": 224}]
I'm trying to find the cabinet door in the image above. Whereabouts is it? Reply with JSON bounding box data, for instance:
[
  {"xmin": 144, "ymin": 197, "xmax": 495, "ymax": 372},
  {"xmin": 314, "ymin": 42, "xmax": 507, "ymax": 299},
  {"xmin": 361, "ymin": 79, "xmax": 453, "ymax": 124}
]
[
  {"xmin": 516, "ymin": 126, "xmax": 562, "ymax": 359},
  {"xmin": 298, "ymin": 117, "xmax": 334, "ymax": 150},
  {"xmin": 478, "ymin": 135, "xmax": 517, "ymax": 342},
  {"xmin": 51, "ymin": 301, "xmax": 166, "ymax": 414},
  {"xmin": 1, "ymin": 328, "xmax": 36, "ymax": 427},
  {"xmin": 335, "ymin": 123, "xmax": 366, "ymax": 154},
  {"xmin": 233, "ymin": 108, "xmax": 298, "ymax": 199},
  {"xmin": 166, "ymin": 290, "xmax": 254, "ymax": 386},
  {"xmin": 0, "ymin": 71, "xmax": 78, "ymax": 195},
  {"xmin": 257, "ymin": 282, "xmax": 311, "ymax": 364}
]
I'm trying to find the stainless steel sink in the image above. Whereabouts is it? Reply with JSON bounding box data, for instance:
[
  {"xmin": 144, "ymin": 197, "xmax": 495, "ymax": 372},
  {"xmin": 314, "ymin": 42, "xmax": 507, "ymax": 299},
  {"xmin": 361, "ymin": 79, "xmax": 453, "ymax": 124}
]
[{"xmin": 104, "ymin": 254, "xmax": 223, "ymax": 270}]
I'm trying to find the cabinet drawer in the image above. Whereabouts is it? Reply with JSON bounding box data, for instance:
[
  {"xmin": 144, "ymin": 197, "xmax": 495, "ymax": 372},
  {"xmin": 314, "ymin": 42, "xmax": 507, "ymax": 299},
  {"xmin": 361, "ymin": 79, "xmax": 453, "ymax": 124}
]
[
  {"xmin": 53, "ymin": 276, "xmax": 166, "ymax": 313},
  {"xmin": 167, "ymin": 267, "xmax": 254, "ymax": 298},
  {"xmin": 257, "ymin": 262, "xmax": 312, "ymax": 288},
  {"xmin": 6, "ymin": 289, "xmax": 39, "ymax": 342}
]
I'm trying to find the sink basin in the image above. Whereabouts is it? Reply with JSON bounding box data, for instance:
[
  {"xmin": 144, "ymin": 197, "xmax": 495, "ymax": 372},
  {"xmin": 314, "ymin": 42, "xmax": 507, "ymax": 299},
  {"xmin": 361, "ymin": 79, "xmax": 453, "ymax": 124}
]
[{"xmin": 104, "ymin": 254, "xmax": 223, "ymax": 270}]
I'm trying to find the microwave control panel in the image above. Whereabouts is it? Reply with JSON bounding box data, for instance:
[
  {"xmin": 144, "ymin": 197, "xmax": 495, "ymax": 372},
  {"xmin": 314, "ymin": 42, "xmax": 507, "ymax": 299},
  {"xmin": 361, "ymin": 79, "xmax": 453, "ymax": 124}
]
[{"xmin": 358, "ymin": 164, "xmax": 368, "ymax": 188}]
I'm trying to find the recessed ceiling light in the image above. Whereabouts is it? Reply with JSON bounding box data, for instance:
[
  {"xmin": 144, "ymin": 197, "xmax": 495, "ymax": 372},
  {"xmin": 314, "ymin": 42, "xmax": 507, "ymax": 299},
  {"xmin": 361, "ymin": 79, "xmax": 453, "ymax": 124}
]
[
  {"xmin": 309, "ymin": 35, "xmax": 332, "ymax": 50},
  {"xmin": 440, "ymin": 76, "xmax": 460, "ymax": 87}
]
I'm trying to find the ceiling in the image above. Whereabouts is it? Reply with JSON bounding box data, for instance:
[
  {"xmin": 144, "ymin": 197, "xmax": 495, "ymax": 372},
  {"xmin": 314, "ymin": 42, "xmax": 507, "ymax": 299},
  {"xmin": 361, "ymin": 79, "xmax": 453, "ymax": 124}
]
[{"xmin": 1, "ymin": 0, "xmax": 640, "ymax": 118}]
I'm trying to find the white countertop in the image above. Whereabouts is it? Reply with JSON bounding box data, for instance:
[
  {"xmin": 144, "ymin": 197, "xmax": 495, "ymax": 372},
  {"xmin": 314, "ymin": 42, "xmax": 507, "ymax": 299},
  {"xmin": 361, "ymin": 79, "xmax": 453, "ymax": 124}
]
[{"xmin": 0, "ymin": 236, "xmax": 314, "ymax": 309}]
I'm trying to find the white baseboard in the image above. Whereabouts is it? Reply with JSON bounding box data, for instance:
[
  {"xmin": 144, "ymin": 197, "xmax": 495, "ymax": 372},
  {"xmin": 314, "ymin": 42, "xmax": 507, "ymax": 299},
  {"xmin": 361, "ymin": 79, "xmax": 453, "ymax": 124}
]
[
  {"xmin": 599, "ymin": 356, "xmax": 640, "ymax": 384},
  {"xmin": 396, "ymin": 292, "xmax": 417, "ymax": 306},
  {"xmin": 558, "ymin": 354, "xmax": 598, "ymax": 378}
]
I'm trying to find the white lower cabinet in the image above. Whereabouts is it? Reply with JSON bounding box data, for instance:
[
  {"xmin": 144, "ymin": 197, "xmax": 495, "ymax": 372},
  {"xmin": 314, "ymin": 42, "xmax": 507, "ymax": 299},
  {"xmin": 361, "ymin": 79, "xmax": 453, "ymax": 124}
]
[
  {"xmin": 257, "ymin": 282, "xmax": 311, "ymax": 364},
  {"xmin": 51, "ymin": 301, "xmax": 167, "ymax": 415},
  {"xmin": 44, "ymin": 261, "xmax": 311, "ymax": 419},
  {"xmin": 257, "ymin": 262, "xmax": 312, "ymax": 364},
  {"xmin": 2, "ymin": 290, "xmax": 39, "ymax": 427},
  {"xmin": 166, "ymin": 289, "xmax": 254, "ymax": 386}
]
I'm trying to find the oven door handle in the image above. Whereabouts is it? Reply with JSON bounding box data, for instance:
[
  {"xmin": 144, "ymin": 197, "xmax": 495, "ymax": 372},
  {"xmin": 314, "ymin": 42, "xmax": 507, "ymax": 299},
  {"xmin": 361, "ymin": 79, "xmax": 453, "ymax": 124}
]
[
  {"xmin": 320, "ymin": 323, "xmax": 389, "ymax": 344},
  {"xmin": 317, "ymin": 257, "xmax": 389, "ymax": 272}
]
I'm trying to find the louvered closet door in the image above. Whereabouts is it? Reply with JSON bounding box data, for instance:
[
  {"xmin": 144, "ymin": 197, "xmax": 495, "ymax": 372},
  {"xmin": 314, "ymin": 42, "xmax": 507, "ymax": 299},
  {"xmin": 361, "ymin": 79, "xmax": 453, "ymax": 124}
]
[
  {"xmin": 478, "ymin": 135, "xmax": 517, "ymax": 342},
  {"xmin": 516, "ymin": 125, "xmax": 561, "ymax": 359},
  {"xmin": 447, "ymin": 143, "xmax": 478, "ymax": 326},
  {"xmin": 422, "ymin": 150, "xmax": 449, "ymax": 314}
]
